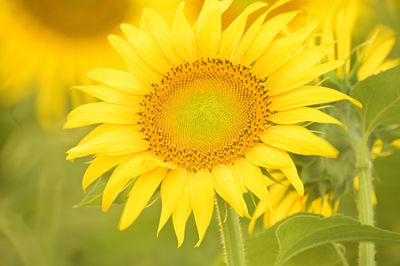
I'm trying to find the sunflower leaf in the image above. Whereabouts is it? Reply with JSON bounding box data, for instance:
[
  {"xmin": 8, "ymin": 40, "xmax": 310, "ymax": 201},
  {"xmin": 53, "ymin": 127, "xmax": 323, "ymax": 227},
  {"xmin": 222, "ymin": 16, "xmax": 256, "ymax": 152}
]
[
  {"xmin": 350, "ymin": 66, "xmax": 400, "ymax": 136},
  {"xmin": 246, "ymin": 213, "xmax": 400, "ymax": 266}
]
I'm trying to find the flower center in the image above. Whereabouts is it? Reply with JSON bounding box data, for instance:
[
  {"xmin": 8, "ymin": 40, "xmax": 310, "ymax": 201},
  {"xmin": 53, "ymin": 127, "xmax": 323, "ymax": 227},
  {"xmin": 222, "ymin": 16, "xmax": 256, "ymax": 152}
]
[
  {"xmin": 139, "ymin": 58, "xmax": 271, "ymax": 171},
  {"xmin": 17, "ymin": 0, "xmax": 133, "ymax": 38}
]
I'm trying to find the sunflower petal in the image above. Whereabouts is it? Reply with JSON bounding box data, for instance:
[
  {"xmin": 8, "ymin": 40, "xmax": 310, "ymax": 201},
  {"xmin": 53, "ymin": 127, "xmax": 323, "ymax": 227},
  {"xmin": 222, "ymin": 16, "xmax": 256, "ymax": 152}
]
[
  {"xmin": 119, "ymin": 167, "xmax": 168, "ymax": 230},
  {"xmin": 121, "ymin": 24, "xmax": 172, "ymax": 74},
  {"xmin": 140, "ymin": 8, "xmax": 183, "ymax": 66},
  {"xmin": 64, "ymin": 102, "xmax": 140, "ymax": 128},
  {"xmin": 212, "ymin": 164, "xmax": 245, "ymax": 216},
  {"xmin": 158, "ymin": 168, "xmax": 188, "ymax": 235},
  {"xmin": 190, "ymin": 169, "xmax": 214, "ymax": 247},
  {"xmin": 241, "ymin": 11, "xmax": 298, "ymax": 65},
  {"xmin": 108, "ymin": 35, "xmax": 159, "ymax": 84},
  {"xmin": 102, "ymin": 153, "xmax": 171, "ymax": 212},
  {"xmin": 254, "ymin": 22, "xmax": 318, "ymax": 78},
  {"xmin": 248, "ymin": 200, "xmax": 269, "ymax": 234},
  {"xmin": 269, "ymin": 85, "xmax": 362, "ymax": 111},
  {"xmin": 171, "ymin": 2, "xmax": 197, "ymax": 61},
  {"xmin": 233, "ymin": 0, "xmax": 292, "ymax": 62},
  {"xmin": 195, "ymin": 0, "xmax": 222, "ymax": 57},
  {"xmin": 73, "ymin": 85, "xmax": 143, "ymax": 106},
  {"xmin": 245, "ymin": 144, "xmax": 293, "ymax": 169},
  {"xmin": 82, "ymin": 155, "xmax": 130, "ymax": 191},
  {"xmin": 66, "ymin": 126, "xmax": 147, "ymax": 160},
  {"xmin": 172, "ymin": 179, "xmax": 192, "ymax": 247},
  {"xmin": 234, "ymin": 158, "xmax": 272, "ymax": 210},
  {"xmin": 270, "ymin": 107, "xmax": 345, "ymax": 129},
  {"xmin": 260, "ymin": 125, "xmax": 338, "ymax": 158},
  {"xmin": 281, "ymin": 164, "xmax": 304, "ymax": 196},
  {"xmin": 88, "ymin": 68, "xmax": 146, "ymax": 93},
  {"xmin": 220, "ymin": 1, "xmax": 268, "ymax": 58}
]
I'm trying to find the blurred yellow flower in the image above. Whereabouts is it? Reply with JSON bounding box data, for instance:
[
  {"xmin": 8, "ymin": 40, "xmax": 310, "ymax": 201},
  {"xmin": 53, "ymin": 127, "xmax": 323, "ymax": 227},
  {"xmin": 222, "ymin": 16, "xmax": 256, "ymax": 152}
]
[
  {"xmin": 249, "ymin": 177, "xmax": 336, "ymax": 234},
  {"xmin": 65, "ymin": 0, "xmax": 360, "ymax": 247},
  {"xmin": 0, "ymin": 0, "xmax": 180, "ymax": 129},
  {"xmin": 319, "ymin": 0, "xmax": 399, "ymax": 79}
]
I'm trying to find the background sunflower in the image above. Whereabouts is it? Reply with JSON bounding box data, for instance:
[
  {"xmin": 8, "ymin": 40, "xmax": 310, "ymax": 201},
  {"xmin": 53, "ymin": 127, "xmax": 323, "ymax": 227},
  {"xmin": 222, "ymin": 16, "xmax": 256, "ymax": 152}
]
[{"xmin": 0, "ymin": 0, "xmax": 181, "ymax": 129}]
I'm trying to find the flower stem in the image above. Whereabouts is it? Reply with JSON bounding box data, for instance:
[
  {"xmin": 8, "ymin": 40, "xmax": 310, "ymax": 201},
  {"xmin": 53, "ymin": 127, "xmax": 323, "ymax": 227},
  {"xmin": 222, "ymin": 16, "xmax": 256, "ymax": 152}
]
[
  {"xmin": 215, "ymin": 195, "xmax": 247, "ymax": 266},
  {"xmin": 357, "ymin": 134, "xmax": 376, "ymax": 266}
]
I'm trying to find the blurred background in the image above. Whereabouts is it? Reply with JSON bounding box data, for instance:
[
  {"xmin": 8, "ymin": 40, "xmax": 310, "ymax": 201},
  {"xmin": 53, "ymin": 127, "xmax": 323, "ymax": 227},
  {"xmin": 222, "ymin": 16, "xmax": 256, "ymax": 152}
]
[{"xmin": 0, "ymin": 0, "xmax": 399, "ymax": 265}]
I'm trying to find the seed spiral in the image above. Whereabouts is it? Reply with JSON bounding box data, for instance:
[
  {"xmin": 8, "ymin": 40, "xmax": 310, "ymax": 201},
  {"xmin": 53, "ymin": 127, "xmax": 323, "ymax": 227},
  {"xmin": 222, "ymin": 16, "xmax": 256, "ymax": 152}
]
[{"xmin": 139, "ymin": 58, "xmax": 272, "ymax": 171}]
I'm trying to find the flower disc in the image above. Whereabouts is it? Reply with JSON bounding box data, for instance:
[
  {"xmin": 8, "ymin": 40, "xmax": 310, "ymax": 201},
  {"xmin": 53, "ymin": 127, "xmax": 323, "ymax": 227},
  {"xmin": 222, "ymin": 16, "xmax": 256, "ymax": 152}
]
[
  {"xmin": 139, "ymin": 58, "xmax": 271, "ymax": 171},
  {"xmin": 16, "ymin": 0, "xmax": 131, "ymax": 38}
]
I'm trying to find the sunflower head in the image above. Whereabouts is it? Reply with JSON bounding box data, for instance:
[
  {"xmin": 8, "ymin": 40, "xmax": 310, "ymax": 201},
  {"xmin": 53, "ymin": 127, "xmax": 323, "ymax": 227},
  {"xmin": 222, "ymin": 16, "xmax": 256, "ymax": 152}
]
[
  {"xmin": 0, "ymin": 0, "xmax": 181, "ymax": 129},
  {"xmin": 66, "ymin": 0, "xmax": 360, "ymax": 246}
]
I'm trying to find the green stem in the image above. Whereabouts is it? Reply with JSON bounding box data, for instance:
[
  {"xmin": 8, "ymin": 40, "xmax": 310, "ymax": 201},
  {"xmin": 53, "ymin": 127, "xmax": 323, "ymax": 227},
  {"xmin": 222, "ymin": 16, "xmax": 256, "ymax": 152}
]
[
  {"xmin": 215, "ymin": 195, "xmax": 247, "ymax": 266},
  {"xmin": 357, "ymin": 134, "xmax": 376, "ymax": 266}
]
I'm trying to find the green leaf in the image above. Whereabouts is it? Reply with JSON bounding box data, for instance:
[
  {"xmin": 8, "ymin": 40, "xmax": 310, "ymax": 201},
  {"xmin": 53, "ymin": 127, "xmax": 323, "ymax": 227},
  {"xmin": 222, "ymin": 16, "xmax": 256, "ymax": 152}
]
[
  {"xmin": 246, "ymin": 213, "xmax": 400, "ymax": 266},
  {"xmin": 284, "ymin": 243, "xmax": 344, "ymax": 266},
  {"xmin": 350, "ymin": 66, "xmax": 400, "ymax": 136}
]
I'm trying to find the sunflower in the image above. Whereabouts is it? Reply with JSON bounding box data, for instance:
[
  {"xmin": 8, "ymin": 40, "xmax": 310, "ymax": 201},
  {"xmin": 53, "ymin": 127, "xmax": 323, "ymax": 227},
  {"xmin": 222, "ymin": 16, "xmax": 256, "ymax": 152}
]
[
  {"xmin": 0, "ymin": 0, "xmax": 180, "ymax": 128},
  {"xmin": 65, "ymin": 0, "xmax": 361, "ymax": 246},
  {"xmin": 248, "ymin": 177, "xmax": 337, "ymax": 234},
  {"xmin": 317, "ymin": 0, "xmax": 399, "ymax": 79}
]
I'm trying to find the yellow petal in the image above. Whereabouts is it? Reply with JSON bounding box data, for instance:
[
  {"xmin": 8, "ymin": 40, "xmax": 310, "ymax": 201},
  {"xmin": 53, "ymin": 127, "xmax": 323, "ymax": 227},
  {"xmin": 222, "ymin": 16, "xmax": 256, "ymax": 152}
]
[
  {"xmin": 359, "ymin": 26, "xmax": 396, "ymax": 80},
  {"xmin": 281, "ymin": 165, "xmax": 304, "ymax": 196},
  {"xmin": 102, "ymin": 152, "xmax": 174, "ymax": 212},
  {"xmin": 172, "ymin": 179, "xmax": 192, "ymax": 247},
  {"xmin": 171, "ymin": 2, "xmax": 197, "ymax": 61},
  {"xmin": 108, "ymin": 35, "xmax": 159, "ymax": 84},
  {"xmin": 336, "ymin": 1, "xmax": 358, "ymax": 75},
  {"xmin": 219, "ymin": 1, "xmax": 268, "ymax": 58},
  {"xmin": 82, "ymin": 155, "xmax": 130, "ymax": 191},
  {"xmin": 234, "ymin": 158, "xmax": 273, "ymax": 210},
  {"xmin": 248, "ymin": 200, "xmax": 269, "ymax": 234},
  {"xmin": 140, "ymin": 8, "xmax": 183, "ymax": 66},
  {"xmin": 195, "ymin": 0, "xmax": 221, "ymax": 57},
  {"xmin": 267, "ymin": 45, "xmax": 343, "ymax": 95},
  {"xmin": 372, "ymin": 58, "xmax": 400, "ymax": 77},
  {"xmin": 269, "ymin": 85, "xmax": 362, "ymax": 111},
  {"xmin": 229, "ymin": 166, "xmax": 250, "ymax": 218},
  {"xmin": 260, "ymin": 125, "xmax": 338, "ymax": 158},
  {"xmin": 89, "ymin": 68, "xmax": 149, "ymax": 94},
  {"xmin": 270, "ymin": 107, "xmax": 345, "ymax": 129},
  {"xmin": 211, "ymin": 164, "xmax": 245, "ymax": 217},
  {"xmin": 391, "ymin": 139, "xmax": 400, "ymax": 149},
  {"xmin": 218, "ymin": 0, "xmax": 233, "ymax": 13},
  {"xmin": 271, "ymin": 61, "xmax": 343, "ymax": 96},
  {"xmin": 189, "ymin": 169, "xmax": 214, "ymax": 247},
  {"xmin": 232, "ymin": 0, "xmax": 291, "ymax": 63},
  {"xmin": 245, "ymin": 144, "xmax": 293, "ymax": 169},
  {"xmin": 241, "ymin": 11, "xmax": 298, "ymax": 65},
  {"xmin": 64, "ymin": 102, "xmax": 140, "ymax": 128},
  {"xmin": 119, "ymin": 167, "xmax": 168, "ymax": 230},
  {"xmin": 158, "ymin": 168, "xmax": 188, "ymax": 235},
  {"xmin": 73, "ymin": 85, "xmax": 143, "ymax": 106},
  {"xmin": 66, "ymin": 126, "xmax": 148, "ymax": 160},
  {"xmin": 77, "ymin": 124, "xmax": 115, "ymax": 146},
  {"xmin": 121, "ymin": 24, "xmax": 172, "ymax": 74},
  {"xmin": 254, "ymin": 22, "xmax": 318, "ymax": 78}
]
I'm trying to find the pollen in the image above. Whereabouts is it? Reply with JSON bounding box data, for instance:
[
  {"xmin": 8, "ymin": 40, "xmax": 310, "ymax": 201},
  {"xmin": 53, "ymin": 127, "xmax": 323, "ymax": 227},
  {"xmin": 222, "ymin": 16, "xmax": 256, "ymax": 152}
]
[{"xmin": 138, "ymin": 58, "xmax": 272, "ymax": 171}]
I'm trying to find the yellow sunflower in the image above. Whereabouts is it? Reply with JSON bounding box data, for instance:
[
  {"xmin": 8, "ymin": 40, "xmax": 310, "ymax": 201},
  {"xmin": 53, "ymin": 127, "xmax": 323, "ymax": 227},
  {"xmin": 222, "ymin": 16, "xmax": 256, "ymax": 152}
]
[
  {"xmin": 249, "ymin": 177, "xmax": 336, "ymax": 234},
  {"xmin": 0, "ymin": 0, "xmax": 180, "ymax": 128},
  {"xmin": 318, "ymin": 0, "xmax": 399, "ymax": 79},
  {"xmin": 65, "ymin": 0, "xmax": 361, "ymax": 246}
]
